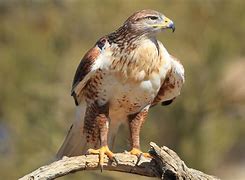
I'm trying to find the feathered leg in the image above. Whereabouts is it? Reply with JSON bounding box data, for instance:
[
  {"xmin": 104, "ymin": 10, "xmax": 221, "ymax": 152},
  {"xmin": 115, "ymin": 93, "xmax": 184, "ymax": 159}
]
[
  {"xmin": 128, "ymin": 106, "xmax": 151, "ymax": 158},
  {"xmin": 85, "ymin": 102, "xmax": 116, "ymax": 171}
]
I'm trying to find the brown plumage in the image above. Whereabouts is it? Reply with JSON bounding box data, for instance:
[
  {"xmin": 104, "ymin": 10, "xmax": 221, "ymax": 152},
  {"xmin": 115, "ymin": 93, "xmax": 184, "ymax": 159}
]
[{"xmin": 57, "ymin": 9, "xmax": 184, "ymax": 169}]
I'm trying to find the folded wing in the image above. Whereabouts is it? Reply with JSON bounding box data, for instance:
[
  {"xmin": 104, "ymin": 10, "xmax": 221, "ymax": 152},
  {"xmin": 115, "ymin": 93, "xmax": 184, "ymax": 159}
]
[
  {"xmin": 152, "ymin": 55, "xmax": 185, "ymax": 107},
  {"xmin": 57, "ymin": 38, "xmax": 111, "ymax": 158},
  {"xmin": 71, "ymin": 38, "xmax": 110, "ymax": 105}
]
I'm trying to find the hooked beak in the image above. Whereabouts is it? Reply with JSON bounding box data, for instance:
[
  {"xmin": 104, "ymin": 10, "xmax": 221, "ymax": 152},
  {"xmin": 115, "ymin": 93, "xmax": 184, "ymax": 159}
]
[
  {"xmin": 163, "ymin": 17, "xmax": 175, "ymax": 32},
  {"xmin": 168, "ymin": 21, "xmax": 175, "ymax": 32},
  {"xmin": 152, "ymin": 17, "xmax": 175, "ymax": 32}
]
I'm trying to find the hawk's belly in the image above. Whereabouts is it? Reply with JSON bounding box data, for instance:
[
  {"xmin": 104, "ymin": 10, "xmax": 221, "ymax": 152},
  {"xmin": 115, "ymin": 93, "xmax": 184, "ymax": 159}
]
[{"xmin": 94, "ymin": 71, "xmax": 162, "ymax": 117}]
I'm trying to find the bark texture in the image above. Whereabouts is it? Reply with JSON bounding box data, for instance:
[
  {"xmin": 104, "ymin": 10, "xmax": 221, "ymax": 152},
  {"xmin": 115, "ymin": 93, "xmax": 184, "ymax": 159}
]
[{"xmin": 19, "ymin": 142, "xmax": 219, "ymax": 180}]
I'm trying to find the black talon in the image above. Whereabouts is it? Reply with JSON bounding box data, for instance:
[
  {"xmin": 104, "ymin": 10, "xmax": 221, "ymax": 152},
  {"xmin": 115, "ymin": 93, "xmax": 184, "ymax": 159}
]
[
  {"xmin": 100, "ymin": 164, "xmax": 103, "ymax": 172},
  {"xmin": 135, "ymin": 153, "xmax": 143, "ymax": 166},
  {"xmin": 148, "ymin": 149, "xmax": 157, "ymax": 157},
  {"xmin": 112, "ymin": 156, "xmax": 119, "ymax": 165}
]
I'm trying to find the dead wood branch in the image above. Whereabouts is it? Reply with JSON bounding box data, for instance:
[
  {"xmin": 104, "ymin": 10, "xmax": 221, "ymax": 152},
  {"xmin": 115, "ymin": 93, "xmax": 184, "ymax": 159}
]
[{"xmin": 19, "ymin": 142, "xmax": 219, "ymax": 180}]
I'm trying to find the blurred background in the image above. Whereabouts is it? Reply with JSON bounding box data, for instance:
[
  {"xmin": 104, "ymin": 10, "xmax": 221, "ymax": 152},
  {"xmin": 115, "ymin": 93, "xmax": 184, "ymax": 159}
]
[{"xmin": 0, "ymin": 0, "xmax": 244, "ymax": 179}]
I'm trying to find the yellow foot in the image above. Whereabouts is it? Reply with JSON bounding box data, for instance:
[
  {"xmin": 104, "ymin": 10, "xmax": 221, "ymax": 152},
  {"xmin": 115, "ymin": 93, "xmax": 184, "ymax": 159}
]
[
  {"xmin": 129, "ymin": 148, "xmax": 152, "ymax": 158},
  {"xmin": 87, "ymin": 146, "xmax": 117, "ymax": 171}
]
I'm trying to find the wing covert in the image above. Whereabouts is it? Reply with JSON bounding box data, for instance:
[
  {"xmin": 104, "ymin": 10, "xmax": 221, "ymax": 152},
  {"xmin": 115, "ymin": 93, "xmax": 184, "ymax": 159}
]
[
  {"xmin": 71, "ymin": 37, "xmax": 109, "ymax": 105},
  {"xmin": 151, "ymin": 55, "xmax": 185, "ymax": 106}
]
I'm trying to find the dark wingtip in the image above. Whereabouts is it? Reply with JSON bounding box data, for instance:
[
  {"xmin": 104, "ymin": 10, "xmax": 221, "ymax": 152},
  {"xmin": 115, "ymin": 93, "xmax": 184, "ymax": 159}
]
[
  {"xmin": 71, "ymin": 91, "xmax": 79, "ymax": 106},
  {"xmin": 161, "ymin": 99, "xmax": 174, "ymax": 106}
]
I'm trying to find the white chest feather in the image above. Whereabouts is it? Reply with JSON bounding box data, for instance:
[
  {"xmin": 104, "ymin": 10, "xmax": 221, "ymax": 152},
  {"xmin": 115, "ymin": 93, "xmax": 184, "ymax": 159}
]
[{"xmin": 83, "ymin": 37, "xmax": 174, "ymax": 123}]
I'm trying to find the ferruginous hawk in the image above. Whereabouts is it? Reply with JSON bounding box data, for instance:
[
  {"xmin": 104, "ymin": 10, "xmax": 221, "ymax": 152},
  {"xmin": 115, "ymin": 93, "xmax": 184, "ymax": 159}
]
[{"xmin": 57, "ymin": 9, "xmax": 185, "ymax": 169}]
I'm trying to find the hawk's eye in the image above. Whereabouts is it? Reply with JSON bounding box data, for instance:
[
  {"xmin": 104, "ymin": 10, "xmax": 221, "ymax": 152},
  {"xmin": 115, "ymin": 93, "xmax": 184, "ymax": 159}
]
[{"xmin": 147, "ymin": 16, "xmax": 158, "ymax": 20}]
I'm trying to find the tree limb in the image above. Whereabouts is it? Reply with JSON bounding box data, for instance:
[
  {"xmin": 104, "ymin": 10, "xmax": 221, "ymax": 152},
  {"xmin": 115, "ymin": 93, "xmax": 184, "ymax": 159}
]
[{"xmin": 19, "ymin": 142, "xmax": 219, "ymax": 180}]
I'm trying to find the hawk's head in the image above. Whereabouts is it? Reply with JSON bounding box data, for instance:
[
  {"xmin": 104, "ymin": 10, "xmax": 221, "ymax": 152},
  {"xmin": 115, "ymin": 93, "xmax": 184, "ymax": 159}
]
[{"xmin": 124, "ymin": 9, "xmax": 175, "ymax": 35}]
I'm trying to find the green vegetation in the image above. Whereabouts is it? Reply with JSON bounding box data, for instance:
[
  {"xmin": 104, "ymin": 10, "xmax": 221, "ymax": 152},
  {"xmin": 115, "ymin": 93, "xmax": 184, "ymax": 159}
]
[{"xmin": 0, "ymin": 0, "xmax": 244, "ymax": 179}]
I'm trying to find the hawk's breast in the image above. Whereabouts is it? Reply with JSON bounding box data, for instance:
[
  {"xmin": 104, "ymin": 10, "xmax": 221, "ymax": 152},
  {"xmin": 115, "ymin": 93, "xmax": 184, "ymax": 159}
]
[{"xmin": 84, "ymin": 38, "xmax": 172, "ymax": 119}]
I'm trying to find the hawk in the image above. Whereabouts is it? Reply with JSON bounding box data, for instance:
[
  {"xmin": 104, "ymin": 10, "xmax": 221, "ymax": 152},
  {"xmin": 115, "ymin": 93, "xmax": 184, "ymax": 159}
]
[{"xmin": 57, "ymin": 9, "xmax": 185, "ymax": 169}]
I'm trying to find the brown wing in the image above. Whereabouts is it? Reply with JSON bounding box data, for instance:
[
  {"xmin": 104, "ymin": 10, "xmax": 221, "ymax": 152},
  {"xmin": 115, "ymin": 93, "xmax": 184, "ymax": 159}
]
[
  {"xmin": 151, "ymin": 69, "xmax": 173, "ymax": 107},
  {"xmin": 71, "ymin": 38, "xmax": 108, "ymax": 105},
  {"xmin": 151, "ymin": 55, "xmax": 185, "ymax": 107}
]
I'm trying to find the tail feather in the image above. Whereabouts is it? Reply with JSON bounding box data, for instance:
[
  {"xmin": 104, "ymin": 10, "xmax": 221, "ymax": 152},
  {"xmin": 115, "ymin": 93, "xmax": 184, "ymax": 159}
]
[
  {"xmin": 56, "ymin": 120, "xmax": 87, "ymax": 159},
  {"xmin": 56, "ymin": 102, "xmax": 88, "ymax": 159}
]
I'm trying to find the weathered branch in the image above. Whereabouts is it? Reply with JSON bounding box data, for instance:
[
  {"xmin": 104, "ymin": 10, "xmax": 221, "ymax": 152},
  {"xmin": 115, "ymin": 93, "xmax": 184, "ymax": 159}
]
[{"xmin": 19, "ymin": 142, "xmax": 219, "ymax": 180}]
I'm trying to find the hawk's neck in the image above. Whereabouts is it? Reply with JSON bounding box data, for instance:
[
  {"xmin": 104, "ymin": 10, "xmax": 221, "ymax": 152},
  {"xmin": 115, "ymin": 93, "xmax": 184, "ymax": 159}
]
[{"xmin": 107, "ymin": 24, "xmax": 146, "ymax": 47}]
